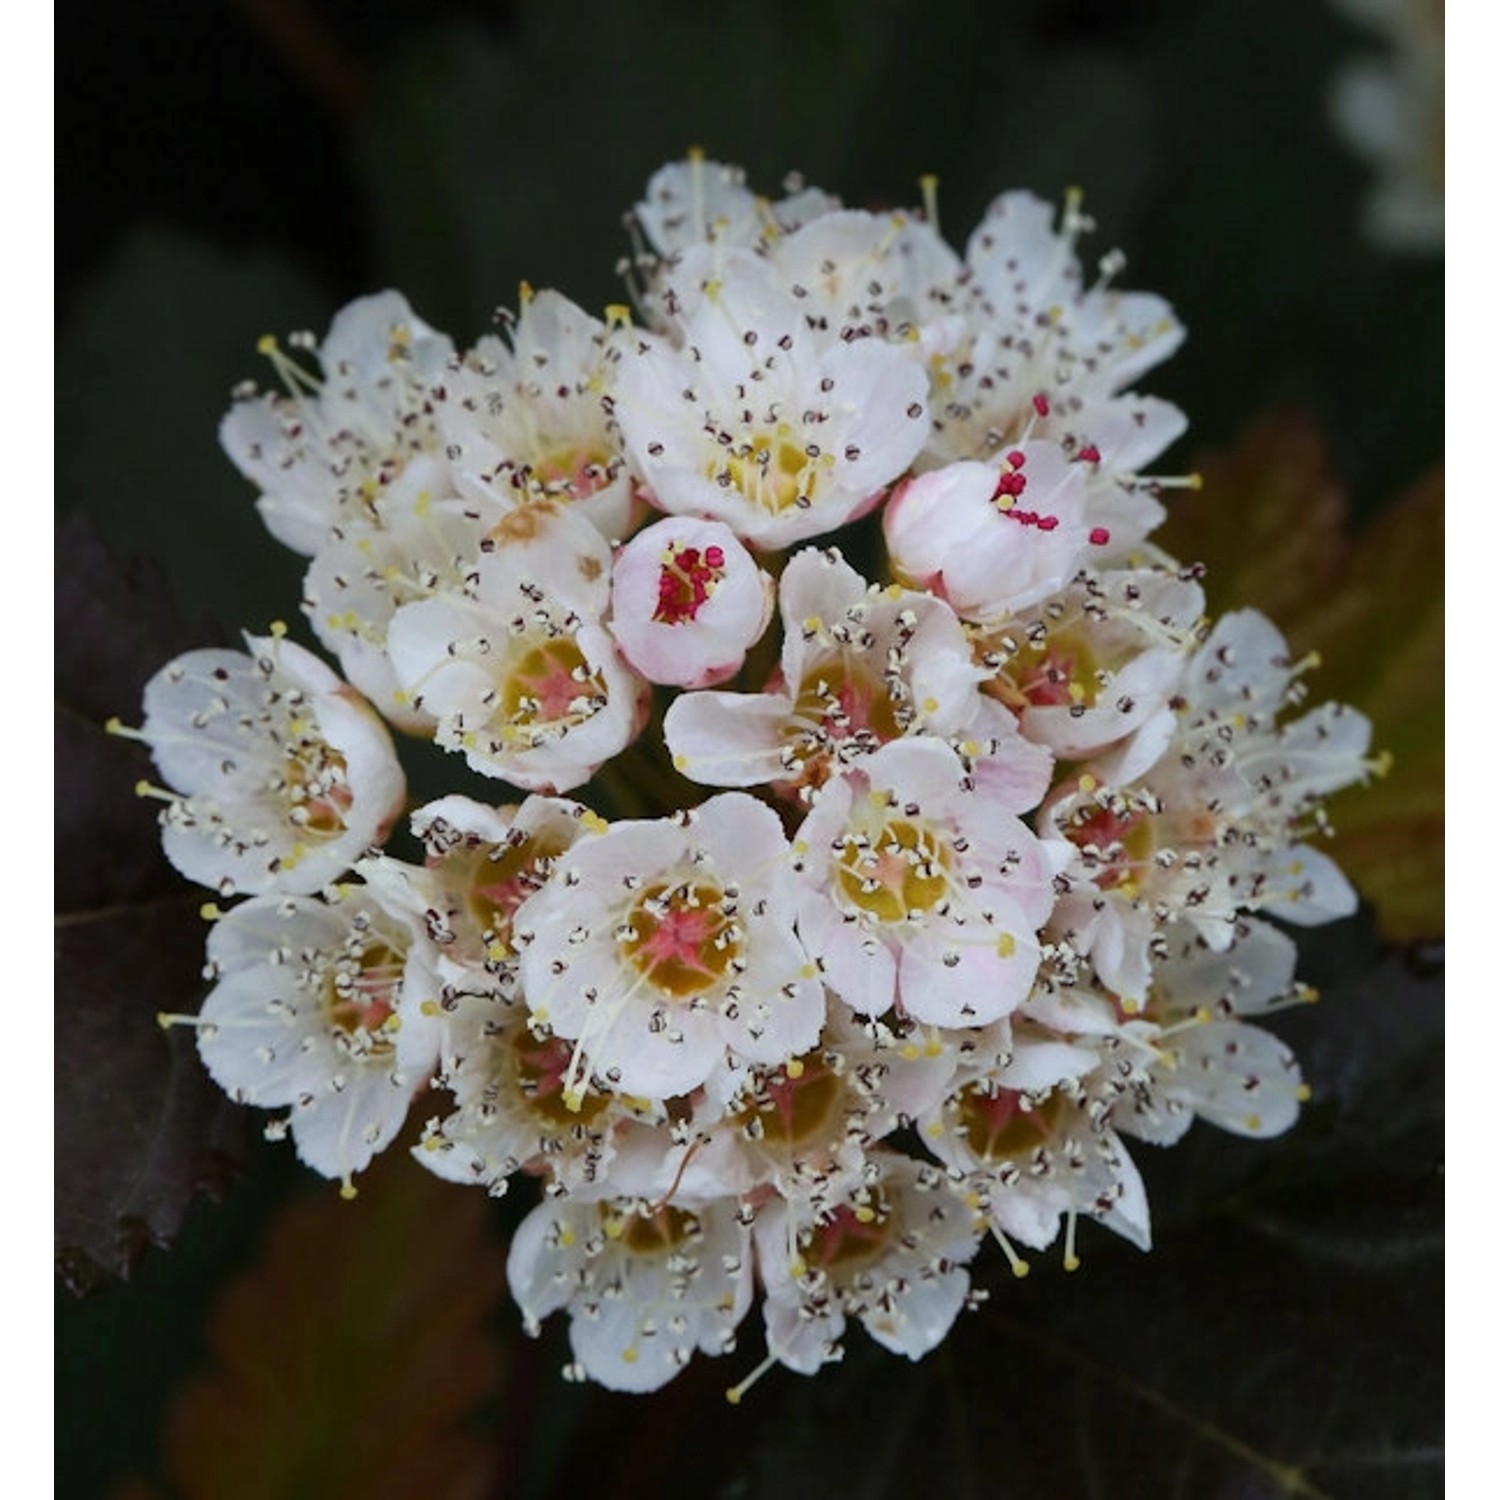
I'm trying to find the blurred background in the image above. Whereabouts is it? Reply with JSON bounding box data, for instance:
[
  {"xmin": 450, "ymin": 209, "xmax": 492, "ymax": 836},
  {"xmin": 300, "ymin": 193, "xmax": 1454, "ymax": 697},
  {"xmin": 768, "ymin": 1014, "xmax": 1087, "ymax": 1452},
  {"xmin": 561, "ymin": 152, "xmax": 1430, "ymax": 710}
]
[{"xmin": 56, "ymin": 2, "xmax": 1443, "ymax": 1495}]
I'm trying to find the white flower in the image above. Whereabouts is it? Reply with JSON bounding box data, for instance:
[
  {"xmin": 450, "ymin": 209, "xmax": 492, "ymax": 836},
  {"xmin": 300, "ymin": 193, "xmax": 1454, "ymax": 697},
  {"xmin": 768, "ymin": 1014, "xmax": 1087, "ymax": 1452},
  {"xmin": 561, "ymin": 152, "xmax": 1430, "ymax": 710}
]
[
  {"xmin": 359, "ymin": 792, "xmax": 600, "ymax": 1003},
  {"xmin": 507, "ymin": 1194, "xmax": 754, "ymax": 1392},
  {"xmin": 1108, "ymin": 918, "xmax": 1311, "ymax": 1144},
  {"xmin": 792, "ymin": 739, "xmax": 1063, "ymax": 1026},
  {"xmin": 923, "ymin": 189, "xmax": 1186, "ymax": 472},
  {"xmin": 754, "ymin": 206, "xmax": 965, "ymax": 343},
  {"xmin": 974, "ymin": 563, "xmax": 1206, "ymax": 780},
  {"xmin": 609, "ymin": 516, "xmax": 774, "ymax": 687},
  {"xmin": 628, "ymin": 155, "xmax": 840, "ymax": 322},
  {"xmin": 1045, "ymin": 610, "xmax": 1375, "ymax": 1005},
  {"xmin": 220, "ymin": 291, "xmax": 456, "ymax": 556},
  {"xmin": 385, "ymin": 503, "xmax": 649, "ymax": 791},
  {"xmin": 190, "ymin": 885, "xmax": 439, "ymax": 1193},
  {"xmin": 665, "ymin": 1006, "xmax": 960, "ymax": 1217},
  {"xmin": 513, "ymin": 793, "xmax": 823, "ymax": 1105},
  {"xmin": 613, "ymin": 246, "xmax": 930, "ymax": 548},
  {"xmin": 413, "ymin": 995, "xmax": 654, "ymax": 1198},
  {"xmin": 754, "ymin": 1152, "xmax": 983, "ymax": 1375},
  {"xmin": 303, "ymin": 488, "xmax": 495, "ymax": 733},
  {"xmin": 133, "ymin": 632, "xmax": 405, "ymax": 897},
  {"xmin": 918, "ymin": 1026, "xmax": 1151, "ymax": 1262}
]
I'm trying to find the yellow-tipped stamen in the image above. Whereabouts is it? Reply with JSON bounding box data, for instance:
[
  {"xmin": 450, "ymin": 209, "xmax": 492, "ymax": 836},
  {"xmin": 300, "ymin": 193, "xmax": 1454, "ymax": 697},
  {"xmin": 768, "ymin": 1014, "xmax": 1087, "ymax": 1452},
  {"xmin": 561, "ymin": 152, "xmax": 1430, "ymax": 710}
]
[
  {"xmin": 919, "ymin": 172, "xmax": 940, "ymax": 233},
  {"xmin": 994, "ymin": 1227, "xmax": 1031, "ymax": 1279},
  {"xmin": 725, "ymin": 1351, "xmax": 777, "ymax": 1406},
  {"xmin": 158, "ymin": 1011, "xmax": 207, "ymax": 1030},
  {"xmin": 1063, "ymin": 1210, "xmax": 1080, "ymax": 1272},
  {"xmin": 105, "ymin": 716, "xmax": 148, "ymax": 742}
]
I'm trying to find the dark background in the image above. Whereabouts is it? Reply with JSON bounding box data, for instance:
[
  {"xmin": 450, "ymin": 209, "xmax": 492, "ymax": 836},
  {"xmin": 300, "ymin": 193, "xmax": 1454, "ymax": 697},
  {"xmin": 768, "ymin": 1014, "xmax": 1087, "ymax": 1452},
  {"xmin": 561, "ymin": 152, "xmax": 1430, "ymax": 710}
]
[{"xmin": 56, "ymin": 2, "xmax": 1443, "ymax": 1496}]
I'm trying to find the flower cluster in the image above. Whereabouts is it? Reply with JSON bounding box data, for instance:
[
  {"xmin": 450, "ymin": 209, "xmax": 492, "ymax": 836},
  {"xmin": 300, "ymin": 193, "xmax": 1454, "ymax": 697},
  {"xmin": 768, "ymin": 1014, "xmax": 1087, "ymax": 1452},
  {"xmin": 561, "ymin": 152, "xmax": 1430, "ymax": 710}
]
[{"xmin": 125, "ymin": 155, "xmax": 1378, "ymax": 1396}]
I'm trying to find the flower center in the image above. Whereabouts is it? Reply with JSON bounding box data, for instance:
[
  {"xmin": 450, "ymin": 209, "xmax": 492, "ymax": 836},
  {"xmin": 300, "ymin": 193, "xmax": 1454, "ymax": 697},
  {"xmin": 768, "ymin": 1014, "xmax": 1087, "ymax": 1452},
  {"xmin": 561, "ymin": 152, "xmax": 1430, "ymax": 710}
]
[
  {"xmin": 324, "ymin": 936, "xmax": 403, "ymax": 1051},
  {"xmin": 989, "ymin": 451, "xmax": 1061, "ymax": 532},
  {"xmin": 955, "ymin": 1085, "xmax": 1065, "ymax": 1162},
  {"xmin": 803, "ymin": 1199, "xmax": 893, "ymax": 1274},
  {"xmin": 736, "ymin": 1056, "xmax": 844, "ymax": 1146},
  {"xmin": 513, "ymin": 1030, "xmax": 610, "ymax": 1125},
  {"xmin": 836, "ymin": 816, "xmax": 952, "ymax": 923},
  {"xmin": 1011, "ymin": 625, "xmax": 1102, "ymax": 709},
  {"xmin": 653, "ymin": 542, "xmax": 727, "ymax": 624},
  {"xmin": 717, "ymin": 426, "xmax": 820, "ymax": 514},
  {"xmin": 616, "ymin": 1203, "xmax": 700, "ymax": 1256},
  {"xmin": 533, "ymin": 443, "xmax": 614, "ymax": 500},
  {"xmin": 1062, "ymin": 801, "xmax": 1155, "ymax": 892},
  {"xmin": 793, "ymin": 659, "xmax": 902, "ymax": 745},
  {"xmin": 282, "ymin": 742, "xmax": 353, "ymax": 838},
  {"xmin": 465, "ymin": 829, "xmax": 573, "ymax": 955},
  {"xmin": 498, "ymin": 638, "xmax": 604, "ymax": 739},
  {"xmin": 619, "ymin": 880, "xmax": 742, "ymax": 999}
]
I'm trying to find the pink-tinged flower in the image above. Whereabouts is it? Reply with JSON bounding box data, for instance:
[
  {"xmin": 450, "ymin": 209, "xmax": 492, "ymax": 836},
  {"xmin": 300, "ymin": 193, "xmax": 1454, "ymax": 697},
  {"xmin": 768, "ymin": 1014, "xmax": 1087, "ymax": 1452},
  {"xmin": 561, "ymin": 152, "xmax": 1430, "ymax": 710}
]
[
  {"xmin": 753, "ymin": 1152, "xmax": 983, "ymax": 1376},
  {"xmin": 507, "ymin": 1193, "xmax": 754, "ymax": 1392},
  {"xmin": 792, "ymin": 739, "xmax": 1065, "ymax": 1026},
  {"xmin": 188, "ymin": 885, "xmax": 439, "ymax": 1194},
  {"xmin": 220, "ymin": 291, "xmax": 456, "ymax": 556},
  {"xmin": 884, "ymin": 445, "xmax": 1103, "ymax": 622},
  {"xmin": 360, "ymin": 793, "xmax": 601, "ymax": 997},
  {"xmin": 609, "ymin": 516, "xmax": 774, "ymax": 687},
  {"xmin": 513, "ymin": 793, "xmax": 823, "ymax": 1106},
  {"xmin": 918, "ymin": 1056, "xmax": 1151, "ymax": 1264},
  {"xmin": 439, "ymin": 286, "xmax": 641, "ymax": 541},
  {"xmin": 665, "ymin": 547, "xmax": 1051, "ymax": 805},
  {"xmin": 973, "ymin": 564, "xmax": 1206, "ymax": 782},
  {"xmin": 613, "ymin": 246, "xmax": 930, "ymax": 549},
  {"xmin": 303, "ymin": 489, "xmax": 495, "ymax": 734},
  {"xmin": 131, "ymin": 632, "xmax": 405, "ymax": 897},
  {"xmin": 646, "ymin": 1006, "xmax": 960, "ymax": 1218},
  {"xmin": 413, "ymin": 995, "xmax": 658, "ymax": 1199},
  {"xmin": 630, "ymin": 155, "xmax": 839, "ymax": 275},
  {"xmin": 385, "ymin": 503, "xmax": 649, "ymax": 792},
  {"xmin": 1044, "ymin": 609, "xmax": 1375, "ymax": 1006},
  {"xmin": 1106, "ymin": 918, "xmax": 1311, "ymax": 1146}
]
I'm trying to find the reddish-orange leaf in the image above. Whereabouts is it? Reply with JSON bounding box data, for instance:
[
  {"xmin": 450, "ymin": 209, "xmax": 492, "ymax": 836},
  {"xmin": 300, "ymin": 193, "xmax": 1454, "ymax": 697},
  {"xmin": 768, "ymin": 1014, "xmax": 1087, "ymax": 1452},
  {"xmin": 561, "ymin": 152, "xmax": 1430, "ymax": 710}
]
[
  {"xmin": 1160, "ymin": 413, "xmax": 1443, "ymax": 941},
  {"xmin": 159, "ymin": 1147, "xmax": 509, "ymax": 1500}
]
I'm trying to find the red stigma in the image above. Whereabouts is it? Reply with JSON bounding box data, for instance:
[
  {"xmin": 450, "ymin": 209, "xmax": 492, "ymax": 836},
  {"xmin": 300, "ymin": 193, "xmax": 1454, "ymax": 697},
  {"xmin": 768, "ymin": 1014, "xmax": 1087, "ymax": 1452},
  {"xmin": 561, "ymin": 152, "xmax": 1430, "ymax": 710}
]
[
  {"xmin": 1032, "ymin": 393, "xmax": 1050, "ymax": 417},
  {"xmin": 653, "ymin": 542, "xmax": 727, "ymax": 625},
  {"xmin": 1089, "ymin": 527, "xmax": 1111, "ymax": 546}
]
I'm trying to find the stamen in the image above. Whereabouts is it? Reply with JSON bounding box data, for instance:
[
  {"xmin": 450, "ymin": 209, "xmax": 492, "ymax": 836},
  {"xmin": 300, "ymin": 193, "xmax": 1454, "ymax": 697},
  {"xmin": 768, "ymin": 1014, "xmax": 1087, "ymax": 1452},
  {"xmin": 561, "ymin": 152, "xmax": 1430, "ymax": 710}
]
[
  {"xmin": 919, "ymin": 172, "xmax": 940, "ymax": 233},
  {"xmin": 992, "ymin": 1226, "xmax": 1031, "ymax": 1278},
  {"xmin": 725, "ymin": 1351, "xmax": 777, "ymax": 1405}
]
